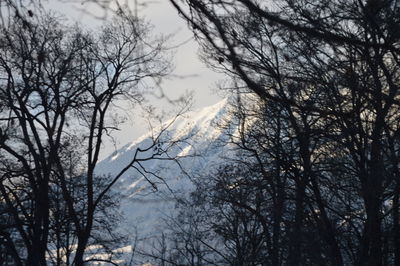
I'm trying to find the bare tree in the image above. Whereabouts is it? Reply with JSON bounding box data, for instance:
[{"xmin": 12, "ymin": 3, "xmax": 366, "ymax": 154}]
[
  {"xmin": 0, "ymin": 9, "xmax": 175, "ymax": 265},
  {"xmin": 164, "ymin": 1, "xmax": 400, "ymax": 265}
]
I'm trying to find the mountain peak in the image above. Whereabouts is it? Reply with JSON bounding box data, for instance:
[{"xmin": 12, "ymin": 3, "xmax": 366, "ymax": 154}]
[{"xmin": 93, "ymin": 97, "xmax": 237, "ymax": 263}]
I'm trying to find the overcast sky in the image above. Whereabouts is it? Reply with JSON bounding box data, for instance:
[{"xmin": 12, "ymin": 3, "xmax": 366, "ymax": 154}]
[{"xmin": 47, "ymin": 0, "xmax": 225, "ymax": 158}]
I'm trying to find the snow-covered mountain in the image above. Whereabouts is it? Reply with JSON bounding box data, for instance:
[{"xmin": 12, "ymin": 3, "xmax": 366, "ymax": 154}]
[{"xmin": 94, "ymin": 98, "xmax": 237, "ymax": 263}]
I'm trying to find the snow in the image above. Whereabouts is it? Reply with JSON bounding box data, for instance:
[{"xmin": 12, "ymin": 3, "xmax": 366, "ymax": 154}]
[{"xmin": 94, "ymin": 98, "xmax": 236, "ymax": 263}]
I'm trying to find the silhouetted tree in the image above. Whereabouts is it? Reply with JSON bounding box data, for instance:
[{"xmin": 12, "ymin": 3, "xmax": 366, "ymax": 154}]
[
  {"xmin": 0, "ymin": 10, "xmax": 171, "ymax": 265},
  {"xmin": 165, "ymin": 1, "xmax": 400, "ymax": 263}
]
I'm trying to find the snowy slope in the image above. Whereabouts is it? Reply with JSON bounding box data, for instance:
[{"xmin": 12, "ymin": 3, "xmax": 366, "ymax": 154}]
[{"xmin": 94, "ymin": 98, "xmax": 236, "ymax": 262}]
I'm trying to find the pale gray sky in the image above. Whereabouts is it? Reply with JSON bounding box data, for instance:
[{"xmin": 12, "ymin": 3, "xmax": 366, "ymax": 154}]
[{"xmin": 47, "ymin": 0, "xmax": 225, "ymax": 158}]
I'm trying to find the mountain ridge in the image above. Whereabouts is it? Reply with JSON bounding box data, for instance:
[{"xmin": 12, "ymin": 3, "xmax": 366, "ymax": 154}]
[{"xmin": 94, "ymin": 98, "xmax": 236, "ymax": 262}]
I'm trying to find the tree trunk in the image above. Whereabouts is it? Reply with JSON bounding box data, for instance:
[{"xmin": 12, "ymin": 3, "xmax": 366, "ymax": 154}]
[
  {"xmin": 287, "ymin": 181, "xmax": 305, "ymax": 266},
  {"xmin": 310, "ymin": 177, "xmax": 343, "ymax": 266},
  {"xmin": 74, "ymin": 232, "xmax": 90, "ymax": 266},
  {"xmin": 359, "ymin": 139, "xmax": 383, "ymax": 266},
  {"xmin": 27, "ymin": 181, "xmax": 50, "ymax": 266}
]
